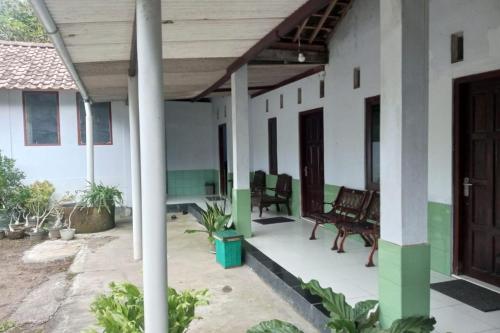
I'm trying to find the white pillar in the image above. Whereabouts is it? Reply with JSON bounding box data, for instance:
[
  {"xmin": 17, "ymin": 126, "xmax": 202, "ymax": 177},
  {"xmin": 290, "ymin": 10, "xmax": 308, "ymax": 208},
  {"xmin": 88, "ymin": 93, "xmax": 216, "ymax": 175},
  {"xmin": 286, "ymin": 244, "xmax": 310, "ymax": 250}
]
[
  {"xmin": 379, "ymin": 0, "xmax": 430, "ymax": 326},
  {"xmin": 231, "ymin": 65, "xmax": 252, "ymax": 238},
  {"xmin": 128, "ymin": 75, "xmax": 142, "ymax": 261},
  {"xmin": 84, "ymin": 100, "xmax": 94, "ymax": 184},
  {"xmin": 136, "ymin": 0, "xmax": 168, "ymax": 331}
]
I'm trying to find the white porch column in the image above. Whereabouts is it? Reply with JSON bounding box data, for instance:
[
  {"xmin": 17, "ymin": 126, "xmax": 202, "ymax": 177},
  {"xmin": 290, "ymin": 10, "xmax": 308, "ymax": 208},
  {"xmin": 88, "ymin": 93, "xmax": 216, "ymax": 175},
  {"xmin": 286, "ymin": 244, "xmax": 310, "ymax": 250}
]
[
  {"xmin": 83, "ymin": 100, "xmax": 94, "ymax": 184},
  {"xmin": 136, "ymin": 0, "xmax": 168, "ymax": 331},
  {"xmin": 379, "ymin": 0, "xmax": 430, "ymax": 326},
  {"xmin": 231, "ymin": 64, "xmax": 251, "ymax": 238},
  {"xmin": 128, "ymin": 75, "xmax": 142, "ymax": 261}
]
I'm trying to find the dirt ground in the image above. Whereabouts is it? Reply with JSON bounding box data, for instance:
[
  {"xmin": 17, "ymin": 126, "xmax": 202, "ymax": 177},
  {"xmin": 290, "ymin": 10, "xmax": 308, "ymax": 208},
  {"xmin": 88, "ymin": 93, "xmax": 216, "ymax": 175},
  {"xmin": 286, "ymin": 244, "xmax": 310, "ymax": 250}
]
[{"xmin": 0, "ymin": 237, "xmax": 73, "ymax": 323}]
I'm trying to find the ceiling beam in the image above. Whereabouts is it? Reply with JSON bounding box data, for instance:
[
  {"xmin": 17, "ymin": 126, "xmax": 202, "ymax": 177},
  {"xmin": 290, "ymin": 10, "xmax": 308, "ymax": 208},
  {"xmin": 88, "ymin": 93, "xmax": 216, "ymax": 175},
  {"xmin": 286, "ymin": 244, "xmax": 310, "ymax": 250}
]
[
  {"xmin": 250, "ymin": 48, "xmax": 328, "ymax": 65},
  {"xmin": 309, "ymin": 0, "xmax": 338, "ymax": 44},
  {"xmin": 269, "ymin": 41, "xmax": 327, "ymax": 52},
  {"xmin": 193, "ymin": 0, "xmax": 332, "ymax": 101},
  {"xmin": 293, "ymin": 19, "xmax": 308, "ymax": 42},
  {"xmin": 326, "ymin": 0, "xmax": 353, "ymax": 43}
]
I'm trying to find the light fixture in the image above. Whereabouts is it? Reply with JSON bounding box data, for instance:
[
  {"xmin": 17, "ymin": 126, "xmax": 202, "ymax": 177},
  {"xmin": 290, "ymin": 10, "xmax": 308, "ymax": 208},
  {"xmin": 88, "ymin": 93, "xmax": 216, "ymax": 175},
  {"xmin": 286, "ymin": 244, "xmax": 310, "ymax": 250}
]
[{"xmin": 297, "ymin": 32, "xmax": 306, "ymax": 63}]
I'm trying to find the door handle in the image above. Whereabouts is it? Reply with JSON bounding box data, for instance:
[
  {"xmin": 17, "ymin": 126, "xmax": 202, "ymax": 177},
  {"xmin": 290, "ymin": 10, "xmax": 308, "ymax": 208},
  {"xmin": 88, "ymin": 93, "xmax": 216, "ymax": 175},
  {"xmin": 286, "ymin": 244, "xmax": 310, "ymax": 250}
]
[{"xmin": 463, "ymin": 177, "xmax": 472, "ymax": 197}]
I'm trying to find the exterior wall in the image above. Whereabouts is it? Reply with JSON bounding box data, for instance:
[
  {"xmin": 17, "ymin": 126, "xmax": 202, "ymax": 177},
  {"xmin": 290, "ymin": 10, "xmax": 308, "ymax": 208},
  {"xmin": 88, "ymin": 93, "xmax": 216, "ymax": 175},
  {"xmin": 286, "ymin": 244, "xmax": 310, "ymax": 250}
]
[
  {"xmin": 164, "ymin": 101, "xmax": 218, "ymax": 196},
  {"xmin": 216, "ymin": 0, "xmax": 500, "ymax": 276},
  {"xmin": 0, "ymin": 89, "xmax": 132, "ymax": 206}
]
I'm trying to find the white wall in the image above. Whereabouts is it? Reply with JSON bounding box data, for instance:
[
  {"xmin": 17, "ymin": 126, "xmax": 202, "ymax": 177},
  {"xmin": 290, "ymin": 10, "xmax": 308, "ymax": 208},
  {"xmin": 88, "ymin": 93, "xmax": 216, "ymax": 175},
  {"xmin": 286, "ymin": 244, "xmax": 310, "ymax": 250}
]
[
  {"xmin": 211, "ymin": 96, "xmax": 233, "ymax": 173},
  {"xmin": 0, "ymin": 89, "xmax": 132, "ymax": 206},
  {"xmin": 242, "ymin": 0, "xmax": 500, "ymax": 206},
  {"xmin": 164, "ymin": 101, "xmax": 216, "ymax": 171}
]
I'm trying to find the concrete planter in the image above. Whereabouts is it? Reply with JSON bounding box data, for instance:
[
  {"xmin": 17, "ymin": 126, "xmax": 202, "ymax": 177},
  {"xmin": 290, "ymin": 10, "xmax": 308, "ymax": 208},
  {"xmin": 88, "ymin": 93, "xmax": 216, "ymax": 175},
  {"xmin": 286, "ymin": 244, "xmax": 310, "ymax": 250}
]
[
  {"xmin": 60, "ymin": 228, "xmax": 75, "ymax": 240},
  {"xmin": 6, "ymin": 229, "xmax": 25, "ymax": 240},
  {"xmin": 63, "ymin": 205, "xmax": 115, "ymax": 234},
  {"xmin": 48, "ymin": 227, "xmax": 62, "ymax": 239},
  {"xmin": 28, "ymin": 229, "xmax": 47, "ymax": 241},
  {"xmin": 0, "ymin": 230, "xmax": 5, "ymax": 240}
]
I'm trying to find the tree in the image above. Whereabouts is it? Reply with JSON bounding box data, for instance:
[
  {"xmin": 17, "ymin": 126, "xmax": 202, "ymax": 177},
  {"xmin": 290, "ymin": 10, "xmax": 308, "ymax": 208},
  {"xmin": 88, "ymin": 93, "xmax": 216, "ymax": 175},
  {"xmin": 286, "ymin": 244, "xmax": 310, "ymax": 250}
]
[{"xmin": 0, "ymin": 0, "xmax": 49, "ymax": 43}]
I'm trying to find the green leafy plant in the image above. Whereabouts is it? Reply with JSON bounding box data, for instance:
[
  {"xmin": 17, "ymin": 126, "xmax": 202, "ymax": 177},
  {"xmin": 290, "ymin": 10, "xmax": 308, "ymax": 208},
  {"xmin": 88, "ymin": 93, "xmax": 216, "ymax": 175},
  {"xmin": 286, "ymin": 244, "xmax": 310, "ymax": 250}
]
[
  {"xmin": 0, "ymin": 320, "xmax": 16, "ymax": 333},
  {"xmin": 185, "ymin": 202, "xmax": 231, "ymax": 244},
  {"xmin": 86, "ymin": 282, "xmax": 208, "ymax": 333},
  {"xmin": 25, "ymin": 180, "xmax": 55, "ymax": 231},
  {"xmin": 80, "ymin": 183, "xmax": 123, "ymax": 213},
  {"xmin": 0, "ymin": 0, "xmax": 49, "ymax": 42},
  {"xmin": 247, "ymin": 319, "xmax": 304, "ymax": 333},
  {"xmin": 0, "ymin": 151, "xmax": 25, "ymax": 213}
]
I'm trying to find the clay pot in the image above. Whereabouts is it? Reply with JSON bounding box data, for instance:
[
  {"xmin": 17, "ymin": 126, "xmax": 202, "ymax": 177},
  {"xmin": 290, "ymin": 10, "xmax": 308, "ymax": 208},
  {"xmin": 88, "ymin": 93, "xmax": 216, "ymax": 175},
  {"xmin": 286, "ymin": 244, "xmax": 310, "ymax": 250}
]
[
  {"xmin": 0, "ymin": 230, "xmax": 5, "ymax": 240},
  {"xmin": 27, "ymin": 229, "xmax": 47, "ymax": 242}
]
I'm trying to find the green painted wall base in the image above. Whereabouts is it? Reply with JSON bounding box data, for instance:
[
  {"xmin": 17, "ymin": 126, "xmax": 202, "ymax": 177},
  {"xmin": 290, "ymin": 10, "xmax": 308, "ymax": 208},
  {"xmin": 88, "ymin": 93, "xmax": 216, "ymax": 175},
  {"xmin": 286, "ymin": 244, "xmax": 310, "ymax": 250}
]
[
  {"xmin": 428, "ymin": 202, "xmax": 452, "ymax": 275},
  {"xmin": 232, "ymin": 188, "xmax": 251, "ymax": 238},
  {"xmin": 167, "ymin": 169, "xmax": 218, "ymax": 196},
  {"xmin": 264, "ymin": 174, "xmax": 301, "ymax": 218},
  {"xmin": 378, "ymin": 240, "xmax": 430, "ymax": 327}
]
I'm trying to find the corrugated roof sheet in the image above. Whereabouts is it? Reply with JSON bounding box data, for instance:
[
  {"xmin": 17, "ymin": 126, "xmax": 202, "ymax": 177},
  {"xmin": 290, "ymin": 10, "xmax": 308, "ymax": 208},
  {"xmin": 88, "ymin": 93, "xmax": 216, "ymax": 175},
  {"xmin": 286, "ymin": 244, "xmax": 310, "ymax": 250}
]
[{"xmin": 0, "ymin": 40, "xmax": 76, "ymax": 90}]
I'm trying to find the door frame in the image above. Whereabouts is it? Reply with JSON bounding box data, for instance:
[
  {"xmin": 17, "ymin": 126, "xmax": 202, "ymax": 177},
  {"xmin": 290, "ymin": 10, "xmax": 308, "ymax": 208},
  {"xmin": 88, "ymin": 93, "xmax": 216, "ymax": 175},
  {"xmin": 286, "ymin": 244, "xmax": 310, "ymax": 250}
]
[
  {"xmin": 218, "ymin": 123, "xmax": 227, "ymax": 196},
  {"xmin": 452, "ymin": 68, "xmax": 500, "ymax": 275},
  {"xmin": 299, "ymin": 107, "xmax": 324, "ymax": 217}
]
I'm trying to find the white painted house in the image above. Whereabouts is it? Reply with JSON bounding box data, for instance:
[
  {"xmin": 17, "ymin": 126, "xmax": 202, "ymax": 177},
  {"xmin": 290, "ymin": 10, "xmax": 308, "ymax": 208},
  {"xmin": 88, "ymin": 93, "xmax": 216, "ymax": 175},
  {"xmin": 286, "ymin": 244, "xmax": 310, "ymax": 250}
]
[{"xmin": 2, "ymin": 0, "xmax": 500, "ymax": 330}]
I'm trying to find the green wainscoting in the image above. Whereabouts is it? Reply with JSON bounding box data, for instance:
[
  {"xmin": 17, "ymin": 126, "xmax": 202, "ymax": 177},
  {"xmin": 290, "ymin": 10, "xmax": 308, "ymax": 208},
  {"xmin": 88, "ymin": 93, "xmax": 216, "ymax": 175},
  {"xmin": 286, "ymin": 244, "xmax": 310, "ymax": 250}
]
[
  {"xmin": 232, "ymin": 188, "xmax": 251, "ymax": 238},
  {"xmin": 167, "ymin": 169, "xmax": 219, "ymax": 196},
  {"xmin": 378, "ymin": 240, "xmax": 430, "ymax": 327},
  {"xmin": 263, "ymin": 174, "xmax": 301, "ymax": 218},
  {"xmin": 428, "ymin": 202, "xmax": 452, "ymax": 275}
]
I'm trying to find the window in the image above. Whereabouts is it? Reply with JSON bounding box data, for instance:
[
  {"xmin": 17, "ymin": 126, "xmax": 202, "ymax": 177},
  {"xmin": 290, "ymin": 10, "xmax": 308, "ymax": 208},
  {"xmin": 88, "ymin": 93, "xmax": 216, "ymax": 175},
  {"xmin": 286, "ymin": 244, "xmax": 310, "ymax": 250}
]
[
  {"xmin": 23, "ymin": 91, "xmax": 60, "ymax": 145},
  {"xmin": 365, "ymin": 96, "xmax": 380, "ymax": 190},
  {"xmin": 265, "ymin": 99, "xmax": 269, "ymax": 113},
  {"xmin": 77, "ymin": 94, "xmax": 112, "ymax": 145},
  {"xmin": 297, "ymin": 88, "xmax": 302, "ymax": 104},
  {"xmin": 280, "ymin": 94, "xmax": 284, "ymax": 109},
  {"xmin": 320, "ymin": 79, "xmax": 325, "ymax": 98},
  {"xmin": 451, "ymin": 32, "xmax": 464, "ymax": 63},
  {"xmin": 353, "ymin": 67, "xmax": 361, "ymax": 89},
  {"xmin": 268, "ymin": 117, "xmax": 278, "ymax": 175}
]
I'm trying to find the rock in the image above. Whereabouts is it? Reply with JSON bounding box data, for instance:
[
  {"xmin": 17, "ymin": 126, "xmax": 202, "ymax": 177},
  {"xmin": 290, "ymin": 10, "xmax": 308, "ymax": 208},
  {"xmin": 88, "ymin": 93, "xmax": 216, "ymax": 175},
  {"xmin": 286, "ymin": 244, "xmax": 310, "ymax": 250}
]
[{"xmin": 22, "ymin": 240, "xmax": 83, "ymax": 263}]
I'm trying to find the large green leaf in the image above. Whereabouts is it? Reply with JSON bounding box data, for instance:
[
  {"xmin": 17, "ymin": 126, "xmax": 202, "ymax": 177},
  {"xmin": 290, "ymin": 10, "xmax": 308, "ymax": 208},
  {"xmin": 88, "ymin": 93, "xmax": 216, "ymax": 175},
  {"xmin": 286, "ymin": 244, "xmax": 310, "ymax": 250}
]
[
  {"xmin": 247, "ymin": 320, "xmax": 304, "ymax": 333},
  {"xmin": 300, "ymin": 279, "xmax": 354, "ymax": 321},
  {"xmin": 353, "ymin": 300, "xmax": 379, "ymax": 330},
  {"xmin": 387, "ymin": 316, "xmax": 436, "ymax": 333}
]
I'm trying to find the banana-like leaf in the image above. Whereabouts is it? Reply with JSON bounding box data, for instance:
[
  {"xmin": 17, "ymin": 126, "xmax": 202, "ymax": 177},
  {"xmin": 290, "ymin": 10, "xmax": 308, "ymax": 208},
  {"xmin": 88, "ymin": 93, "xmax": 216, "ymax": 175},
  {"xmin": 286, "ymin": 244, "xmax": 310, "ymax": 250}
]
[
  {"xmin": 387, "ymin": 316, "xmax": 436, "ymax": 333},
  {"xmin": 353, "ymin": 300, "xmax": 379, "ymax": 330},
  {"xmin": 327, "ymin": 318, "xmax": 357, "ymax": 333},
  {"xmin": 247, "ymin": 320, "xmax": 304, "ymax": 333},
  {"xmin": 300, "ymin": 279, "xmax": 354, "ymax": 321}
]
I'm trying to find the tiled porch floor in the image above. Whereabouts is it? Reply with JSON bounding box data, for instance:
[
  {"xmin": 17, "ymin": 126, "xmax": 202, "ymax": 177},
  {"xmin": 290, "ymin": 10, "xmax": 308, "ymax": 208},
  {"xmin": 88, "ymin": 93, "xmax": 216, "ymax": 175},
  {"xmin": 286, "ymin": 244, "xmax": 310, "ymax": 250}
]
[{"xmin": 167, "ymin": 196, "xmax": 500, "ymax": 333}]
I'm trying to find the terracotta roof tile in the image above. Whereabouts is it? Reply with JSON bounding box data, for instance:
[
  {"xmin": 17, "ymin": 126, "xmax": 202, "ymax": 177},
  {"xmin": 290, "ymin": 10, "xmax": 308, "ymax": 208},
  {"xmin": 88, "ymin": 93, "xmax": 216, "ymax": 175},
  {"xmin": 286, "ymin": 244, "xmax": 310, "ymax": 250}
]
[{"xmin": 0, "ymin": 40, "xmax": 76, "ymax": 90}]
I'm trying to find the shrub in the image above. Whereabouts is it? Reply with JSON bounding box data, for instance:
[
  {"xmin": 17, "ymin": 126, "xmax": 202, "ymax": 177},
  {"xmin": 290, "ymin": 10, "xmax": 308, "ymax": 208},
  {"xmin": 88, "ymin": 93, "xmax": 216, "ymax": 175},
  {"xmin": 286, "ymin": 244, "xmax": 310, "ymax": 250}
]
[
  {"xmin": 185, "ymin": 202, "xmax": 230, "ymax": 244},
  {"xmin": 86, "ymin": 282, "xmax": 208, "ymax": 333},
  {"xmin": 80, "ymin": 183, "xmax": 123, "ymax": 213},
  {"xmin": 0, "ymin": 151, "xmax": 25, "ymax": 212}
]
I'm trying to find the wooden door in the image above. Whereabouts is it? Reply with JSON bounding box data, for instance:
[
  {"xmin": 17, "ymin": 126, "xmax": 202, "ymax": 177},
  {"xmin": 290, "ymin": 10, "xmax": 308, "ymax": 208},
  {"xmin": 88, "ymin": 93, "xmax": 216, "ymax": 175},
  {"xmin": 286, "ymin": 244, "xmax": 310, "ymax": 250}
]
[
  {"xmin": 218, "ymin": 124, "xmax": 228, "ymax": 196},
  {"xmin": 300, "ymin": 109, "xmax": 324, "ymax": 217},
  {"xmin": 459, "ymin": 76, "xmax": 500, "ymax": 286}
]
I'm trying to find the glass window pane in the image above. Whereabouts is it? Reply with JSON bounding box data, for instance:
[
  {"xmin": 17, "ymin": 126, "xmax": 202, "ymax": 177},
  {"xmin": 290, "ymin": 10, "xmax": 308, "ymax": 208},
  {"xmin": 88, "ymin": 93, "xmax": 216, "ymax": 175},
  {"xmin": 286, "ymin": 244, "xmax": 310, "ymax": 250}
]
[
  {"xmin": 78, "ymin": 95, "xmax": 112, "ymax": 145},
  {"xmin": 24, "ymin": 92, "xmax": 59, "ymax": 145},
  {"xmin": 370, "ymin": 105, "xmax": 380, "ymax": 184}
]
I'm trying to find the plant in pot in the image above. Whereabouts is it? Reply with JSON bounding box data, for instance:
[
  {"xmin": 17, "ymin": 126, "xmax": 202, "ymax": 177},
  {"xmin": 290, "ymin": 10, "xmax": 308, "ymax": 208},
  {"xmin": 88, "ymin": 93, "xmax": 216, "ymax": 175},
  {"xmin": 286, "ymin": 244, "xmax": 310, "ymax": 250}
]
[
  {"xmin": 25, "ymin": 181, "xmax": 55, "ymax": 241},
  {"xmin": 4, "ymin": 186, "xmax": 31, "ymax": 239},
  {"xmin": 185, "ymin": 202, "xmax": 231, "ymax": 253},
  {"xmin": 60, "ymin": 191, "xmax": 80, "ymax": 241},
  {"xmin": 48, "ymin": 202, "xmax": 65, "ymax": 240}
]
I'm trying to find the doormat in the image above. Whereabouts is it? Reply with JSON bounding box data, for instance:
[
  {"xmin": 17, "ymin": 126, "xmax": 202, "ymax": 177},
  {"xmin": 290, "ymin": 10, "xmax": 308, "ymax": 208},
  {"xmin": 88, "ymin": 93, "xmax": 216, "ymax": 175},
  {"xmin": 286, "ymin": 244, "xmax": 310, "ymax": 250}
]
[
  {"xmin": 253, "ymin": 217, "xmax": 295, "ymax": 225},
  {"xmin": 206, "ymin": 196, "xmax": 225, "ymax": 201},
  {"xmin": 431, "ymin": 280, "xmax": 500, "ymax": 312}
]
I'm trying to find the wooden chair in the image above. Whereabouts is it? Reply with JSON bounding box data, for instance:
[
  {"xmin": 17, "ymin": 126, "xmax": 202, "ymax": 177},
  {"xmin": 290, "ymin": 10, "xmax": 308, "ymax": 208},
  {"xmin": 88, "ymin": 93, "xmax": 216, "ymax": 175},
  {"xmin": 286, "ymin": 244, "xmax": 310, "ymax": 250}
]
[
  {"xmin": 336, "ymin": 191, "xmax": 380, "ymax": 267},
  {"xmin": 252, "ymin": 173, "xmax": 292, "ymax": 217},
  {"xmin": 251, "ymin": 170, "xmax": 266, "ymax": 196},
  {"xmin": 309, "ymin": 186, "xmax": 370, "ymax": 251}
]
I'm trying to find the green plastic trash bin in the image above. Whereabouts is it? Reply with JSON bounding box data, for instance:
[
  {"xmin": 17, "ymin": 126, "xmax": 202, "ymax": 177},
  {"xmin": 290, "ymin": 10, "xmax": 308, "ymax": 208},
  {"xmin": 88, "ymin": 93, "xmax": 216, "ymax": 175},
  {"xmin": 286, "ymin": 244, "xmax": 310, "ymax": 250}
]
[{"xmin": 214, "ymin": 229, "xmax": 243, "ymax": 269}]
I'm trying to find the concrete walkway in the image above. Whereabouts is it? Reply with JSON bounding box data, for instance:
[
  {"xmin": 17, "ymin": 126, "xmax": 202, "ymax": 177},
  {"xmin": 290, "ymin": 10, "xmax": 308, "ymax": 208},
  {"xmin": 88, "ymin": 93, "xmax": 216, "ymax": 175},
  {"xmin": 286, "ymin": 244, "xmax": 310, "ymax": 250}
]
[{"xmin": 16, "ymin": 214, "xmax": 317, "ymax": 332}]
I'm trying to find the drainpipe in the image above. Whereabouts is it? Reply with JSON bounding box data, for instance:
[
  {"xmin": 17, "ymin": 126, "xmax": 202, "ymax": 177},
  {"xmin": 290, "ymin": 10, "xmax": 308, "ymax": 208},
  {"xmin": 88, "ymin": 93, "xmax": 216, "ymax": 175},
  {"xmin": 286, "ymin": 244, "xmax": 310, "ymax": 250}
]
[{"xmin": 30, "ymin": 0, "xmax": 95, "ymax": 185}]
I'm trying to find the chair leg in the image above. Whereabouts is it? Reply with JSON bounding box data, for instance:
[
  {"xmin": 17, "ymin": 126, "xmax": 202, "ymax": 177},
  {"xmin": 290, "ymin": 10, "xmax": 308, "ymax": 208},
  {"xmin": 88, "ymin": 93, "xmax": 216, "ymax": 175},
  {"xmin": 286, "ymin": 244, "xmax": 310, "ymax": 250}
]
[
  {"xmin": 259, "ymin": 204, "xmax": 263, "ymax": 217},
  {"xmin": 331, "ymin": 229, "xmax": 342, "ymax": 250},
  {"xmin": 286, "ymin": 203, "xmax": 292, "ymax": 215},
  {"xmin": 366, "ymin": 237, "xmax": 378, "ymax": 267},
  {"xmin": 309, "ymin": 222, "xmax": 320, "ymax": 240},
  {"xmin": 276, "ymin": 204, "xmax": 281, "ymax": 212},
  {"xmin": 337, "ymin": 230, "xmax": 348, "ymax": 253},
  {"xmin": 361, "ymin": 234, "xmax": 372, "ymax": 247}
]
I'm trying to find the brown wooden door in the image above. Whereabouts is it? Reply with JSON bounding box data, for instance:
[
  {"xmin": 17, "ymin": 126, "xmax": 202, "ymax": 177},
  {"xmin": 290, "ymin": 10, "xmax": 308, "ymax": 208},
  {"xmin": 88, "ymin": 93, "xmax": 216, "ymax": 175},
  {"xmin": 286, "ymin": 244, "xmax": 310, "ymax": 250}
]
[
  {"xmin": 461, "ymin": 77, "xmax": 500, "ymax": 286},
  {"xmin": 300, "ymin": 109, "xmax": 324, "ymax": 217},
  {"xmin": 218, "ymin": 124, "xmax": 228, "ymax": 196}
]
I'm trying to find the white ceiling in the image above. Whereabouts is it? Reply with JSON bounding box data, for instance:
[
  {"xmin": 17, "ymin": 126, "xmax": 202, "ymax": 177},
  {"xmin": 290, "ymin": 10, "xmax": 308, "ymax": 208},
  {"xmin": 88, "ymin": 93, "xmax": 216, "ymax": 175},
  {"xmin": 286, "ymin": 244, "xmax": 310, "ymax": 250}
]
[{"xmin": 43, "ymin": 0, "xmax": 310, "ymax": 101}]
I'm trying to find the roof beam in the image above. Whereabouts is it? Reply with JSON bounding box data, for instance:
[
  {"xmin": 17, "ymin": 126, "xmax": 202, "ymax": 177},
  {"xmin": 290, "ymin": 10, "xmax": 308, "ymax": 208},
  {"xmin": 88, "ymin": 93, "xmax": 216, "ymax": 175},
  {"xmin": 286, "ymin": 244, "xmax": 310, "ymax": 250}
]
[
  {"xmin": 250, "ymin": 48, "xmax": 328, "ymax": 65},
  {"xmin": 308, "ymin": 0, "xmax": 338, "ymax": 44},
  {"xmin": 193, "ymin": 0, "xmax": 332, "ymax": 101},
  {"xmin": 293, "ymin": 19, "xmax": 308, "ymax": 42}
]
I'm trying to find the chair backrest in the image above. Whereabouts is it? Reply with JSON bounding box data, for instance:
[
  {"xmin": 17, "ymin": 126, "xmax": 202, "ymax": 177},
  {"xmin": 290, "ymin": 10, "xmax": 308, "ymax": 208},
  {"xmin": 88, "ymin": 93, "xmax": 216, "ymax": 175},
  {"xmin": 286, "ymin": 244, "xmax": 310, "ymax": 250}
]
[
  {"xmin": 333, "ymin": 186, "xmax": 369, "ymax": 216},
  {"xmin": 361, "ymin": 191, "xmax": 380, "ymax": 224},
  {"xmin": 252, "ymin": 170, "xmax": 266, "ymax": 190},
  {"xmin": 275, "ymin": 174, "xmax": 292, "ymax": 199}
]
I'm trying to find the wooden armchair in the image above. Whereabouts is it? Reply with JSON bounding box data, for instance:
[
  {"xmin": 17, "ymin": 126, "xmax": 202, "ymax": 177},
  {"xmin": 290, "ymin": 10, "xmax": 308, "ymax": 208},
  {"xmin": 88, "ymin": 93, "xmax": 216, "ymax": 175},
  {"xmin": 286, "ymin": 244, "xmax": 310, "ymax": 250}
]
[
  {"xmin": 251, "ymin": 170, "xmax": 266, "ymax": 196},
  {"xmin": 308, "ymin": 186, "xmax": 370, "ymax": 251},
  {"xmin": 336, "ymin": 191, "xmax": 380, "ymax": 267},
  {"xmin": 252, "ymin": 173, "xmax": 292, "ymax": 217}
]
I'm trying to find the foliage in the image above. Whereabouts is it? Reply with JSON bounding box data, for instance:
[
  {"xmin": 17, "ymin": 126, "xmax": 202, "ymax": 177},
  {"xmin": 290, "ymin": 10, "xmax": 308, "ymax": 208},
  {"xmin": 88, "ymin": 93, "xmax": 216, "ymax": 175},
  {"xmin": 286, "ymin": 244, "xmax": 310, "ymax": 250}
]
[
  {"xmin": 80, "ymin": 183, "xmax": 123, "ymax": 213},
  {"xmin": 86, "ymin": 282, "xmax": 208, "ymax": 333},
  {"xmin": 0, "ymin": 150, "xmax": 25, "ymax": 212},
  {"xmin": 25, "ymin": 180, "xmax": 55, "ymax": 231},
  {"xmin": 3, "ymin": 185, "xmax": 30, "ymax": 225},
  {"xmin": 0, "ymin": 321, "xmax": 15, "ymax": 333},
  {"xmin": 0, "ymin": 0, "xmax": 49, "ymax": 42},
  {"xmin": 185, "ymin": 202, "xmax": 230, "ymax": 244},
  {"xmin": 299, "ymin": 279, "xmax": 436, "ymax": 333},
  {"xmin": 247, "ymin": 319, "xmax": 304, "ymax": 333}
]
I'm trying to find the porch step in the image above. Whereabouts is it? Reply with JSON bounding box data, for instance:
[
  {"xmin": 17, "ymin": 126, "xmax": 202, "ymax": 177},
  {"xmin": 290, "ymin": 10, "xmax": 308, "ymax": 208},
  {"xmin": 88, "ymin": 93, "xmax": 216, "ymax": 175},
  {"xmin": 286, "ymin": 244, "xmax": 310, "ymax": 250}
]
[{"xmin": 243, "ymin": 241, "xmax": 330, "ymax": 333}]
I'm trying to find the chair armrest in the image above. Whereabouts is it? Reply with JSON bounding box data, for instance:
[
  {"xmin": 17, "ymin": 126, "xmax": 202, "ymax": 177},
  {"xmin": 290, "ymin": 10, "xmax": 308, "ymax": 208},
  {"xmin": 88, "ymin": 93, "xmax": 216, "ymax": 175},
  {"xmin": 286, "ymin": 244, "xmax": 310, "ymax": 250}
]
[
  {"xmin": 266, "ymin": 187, "xmax": 276, "ymax": 192},
  {"xmin": 323, "ymin": 202, "xmax": 334, "ymax": 206}
]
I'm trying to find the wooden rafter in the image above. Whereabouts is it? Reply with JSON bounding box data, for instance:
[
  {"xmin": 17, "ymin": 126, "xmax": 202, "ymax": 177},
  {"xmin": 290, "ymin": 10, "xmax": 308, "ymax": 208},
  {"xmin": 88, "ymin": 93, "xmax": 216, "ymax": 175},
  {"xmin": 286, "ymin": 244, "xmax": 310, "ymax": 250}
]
[
  {"xmin": 308, "ymin": 0, "xmax": 338, "ymax": 44},
  {"xmin": 326, "ymin": 0, "xmax": 353, "ymax": 43},
  {"xmin": 293, "ymin": 19, "xmax": 308, "ymax": 42}
]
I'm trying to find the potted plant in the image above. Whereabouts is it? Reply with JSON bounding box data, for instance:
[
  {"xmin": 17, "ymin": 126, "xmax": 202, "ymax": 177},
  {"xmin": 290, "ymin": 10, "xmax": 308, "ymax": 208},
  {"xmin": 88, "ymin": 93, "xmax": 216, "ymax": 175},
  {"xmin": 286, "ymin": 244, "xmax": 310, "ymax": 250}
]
[
  {"xmin": 185, "ymin": 202, "xmax": 231, "ymax": 252},
  {"xmin": 48, "ymin": 202, "xmax": 65, "ymax": 239},
  {"xmin": 5, "ymin": 186, "xmax": 31, "ymax": 239},
  {"xmin": 63, "ymin": 184, "xmax": 123, "ymax": 234},
  {"xmin": 25, "ymin": 181, "xmax": 55, "ymax": 241},
  {"xmin": 60, "ymin": 199, "xmax": 79, "ymax": 241}
]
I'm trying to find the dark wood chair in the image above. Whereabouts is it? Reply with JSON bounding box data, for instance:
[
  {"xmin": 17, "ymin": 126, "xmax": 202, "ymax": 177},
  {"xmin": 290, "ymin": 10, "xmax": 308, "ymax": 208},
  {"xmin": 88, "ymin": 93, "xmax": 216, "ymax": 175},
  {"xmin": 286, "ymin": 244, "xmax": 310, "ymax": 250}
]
[
  {"xmin": 252, "ymin": 173, "xmax": 292, "ymax": 217},
  {"xmin": 336, "ymin": 191, "xmax": 380, "ymax": 267},
  {"xmin": 251, "ymin": 170, "xmax": 266, "ymax": 196},
  {"xmin": 309, "ymin": 186, "xmax": 370, "ymax": 251}
]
